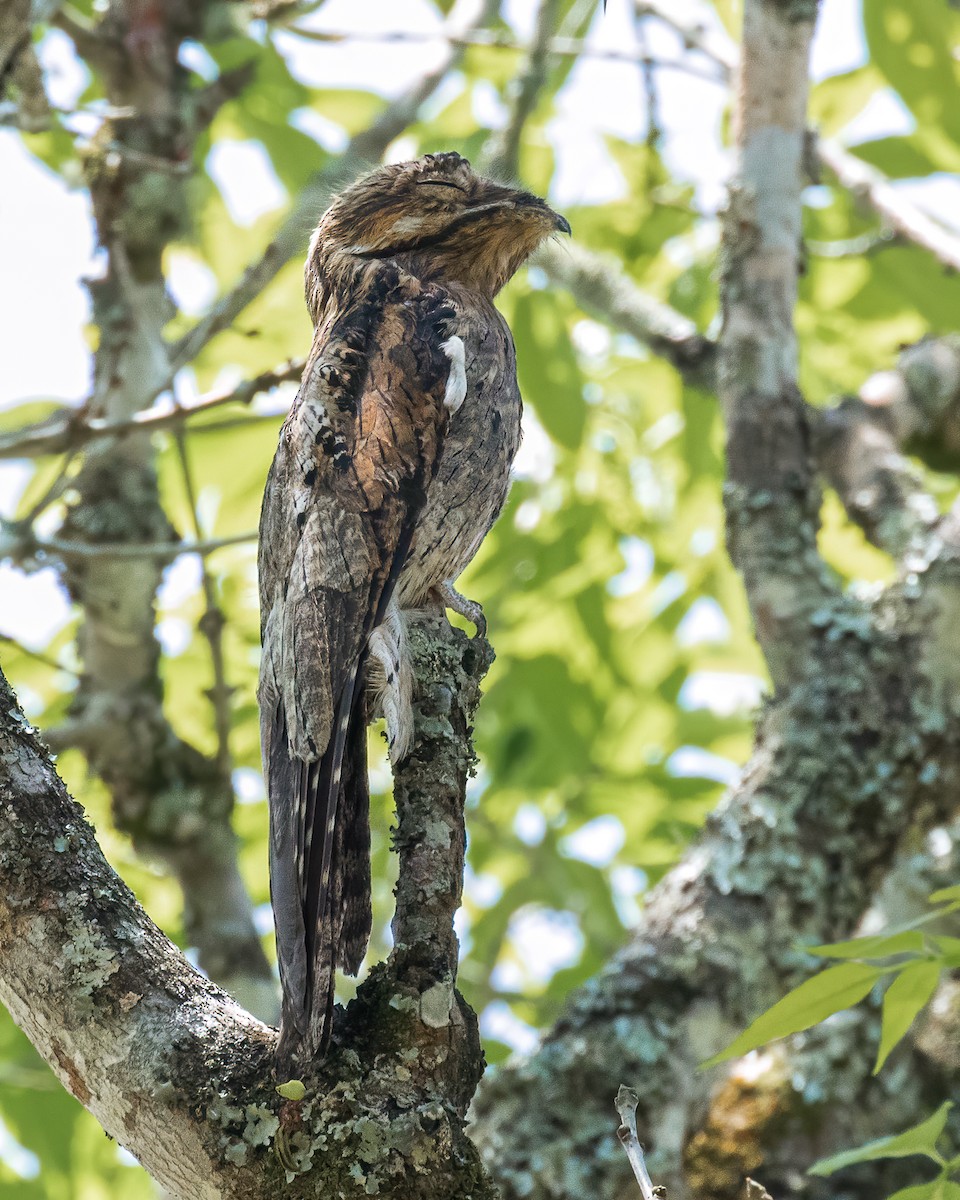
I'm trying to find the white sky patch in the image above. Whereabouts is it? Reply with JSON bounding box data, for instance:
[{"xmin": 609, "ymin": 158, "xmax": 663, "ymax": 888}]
[
  {"xmin": 0, "ymin": 1117, "xmax": 40, "ymax": 1180},
  {"xmin": 116, "ymin": 1146, "xmax": 141, "ymax": 1169},
  {"xmin": 679, "ymin": 670, "xmax": 766, "ymax": 716},
  {"xmin": 290, "ymin": 107, "xmax": 350, "ymax": 153},
  {"xmin": 178, "ymin": 40, "xmax": 218, "ymax": 82},
  {"xmin": 166, "ymin": 252, "xmax": 219, "ymax": 317},
  {"xmin": 513, "ymin": 803, "xmax": 546, "ymax": 845},
  {"xmin": 274, "ymin": 0, "xmax": 449, "ymax": 95},
  {"xmin": 842, "ymin": 87, "xmax": 915, "ymax": 146},
  {"xmin": 571, "ymin": 318, "xmax": 612, "ymax": 359},
  {"xmin": 480, "ymin": 1000, "xmax": 540, "ymax": 1054},
  {"xmin": 156, "ymin": 617, "xmax": 191, "ymax": 657},
  {"xmin": 492, "ymin": 905, "xmax": 584, "ymax": 990},
  {"xmin": 512, "ymin": 407, "xmax": 556, "ymax": 483},
  {"xmin": 513, "ymin": 498, "xmax": 541, "ymax": 532},
  {"xmin": 0, "ymin": 137, "xmax": 92, "ymax": 408},
  {"xmin": 206, "ymin": 141, "xmax": 287, "ymax": 226},
  {"xmin": 464, "ymin": 865, "xmax": 504, "ymax": 908},
  {"xmin": 667, "ymin": 745, "xmax": 740, "ymax": 786},
  {"xmin": 607, "ymin": 536, "xmax": 654, "ymax": 597},
  {"xmin": 0, "ymin": 462, "xmax": 31, "ymax": 516},
  {"xmin": 562, "ymin": 815, "xmax": 625, "ymax": 866},
  {"xmin": 689, "ymin": 527, "xmax": 717, "ymax": 557},
  {"xmin": 233, "ymin": 767, "xmax": 266, "ymax": 805},
  {"xmin": 472, "ymin": 79, "xmax": 508, "ymax": 130},
  {"xmin": 0, "ymin": 566, "xmax": 71, "ymax": 649},
  {"xmin": 611, "ymin": 864, "xmax": 647, "ymax": 927},
  {"xmin": 810, "ymin": 0, "xmax": 865, "ymax": 81},
  {"xmin": 254, "ymin": 903, "xmax": 275, "ymax": 935},
  {"xmin": 36, "ymin": 29, "xmax": 89, "ymax": 110},
  {"xmin": 158, "ymin": 554, "xmax": 203, "ymax": 610},
  {"xmin": 676, "ymin": 596, "xmax": 730, "ymax": 647},
  {"xmin": 894, "ymin": 176, "xmax": 960, "ymax": 238}
]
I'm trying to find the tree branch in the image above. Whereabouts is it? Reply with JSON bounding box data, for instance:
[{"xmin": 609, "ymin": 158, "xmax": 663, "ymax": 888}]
[
  {"xmin": 534, "ymin": 238, "xmax": 718, "ymax": 389},
  {"xmin": 0, "ymin": 359, "xmax": 302, "ymax": 461},
  {"xmin": 716, "ymin": 0, "xmax": 828, "ymax": 688},
  {"xmin": 0, "ymin": 621, "xmax": 498, "ymax": 1197}
]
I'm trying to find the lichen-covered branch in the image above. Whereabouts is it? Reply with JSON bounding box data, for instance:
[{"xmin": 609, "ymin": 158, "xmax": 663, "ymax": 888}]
[
  {"xmin": 473, "ymin": 567, "xmax": 960, "ymax": 1198},
  {"xmin": 815, "ymin": 336, "xmax": 960, "ymax": 560},
  {"xmin": 716, "ymin": 0, "xmax": 829, "ymax": 688},
  {"xmin": 0, "ymin": 626, "xmax": 498, "ymax": 1198}
]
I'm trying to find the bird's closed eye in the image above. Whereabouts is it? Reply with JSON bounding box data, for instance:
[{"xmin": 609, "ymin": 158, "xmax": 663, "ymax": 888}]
[{"xmin": 417, "ymin": 180, "xmax": 465, "ymax": 192}]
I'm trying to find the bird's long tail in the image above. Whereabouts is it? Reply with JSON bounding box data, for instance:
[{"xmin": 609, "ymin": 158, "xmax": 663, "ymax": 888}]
[{"xmin": 271, "ymin": 672, "xmax": 371, "ymax": 1070}]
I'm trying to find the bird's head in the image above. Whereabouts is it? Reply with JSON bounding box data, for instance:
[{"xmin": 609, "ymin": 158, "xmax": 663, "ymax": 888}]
[{"xmin": 306, "ymin": 152, "xmax": 570, "ymax": 319}]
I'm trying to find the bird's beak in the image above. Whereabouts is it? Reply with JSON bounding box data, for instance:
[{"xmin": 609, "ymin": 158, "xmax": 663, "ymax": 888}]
[{"xmin": 553, "ymin": 212, "xmax": 572, "ymax": 235}]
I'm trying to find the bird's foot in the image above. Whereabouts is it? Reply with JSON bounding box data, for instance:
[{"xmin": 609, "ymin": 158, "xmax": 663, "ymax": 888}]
[{"xmin": 436, "ymin": 580, "xmax": 486, "ymax": 638}]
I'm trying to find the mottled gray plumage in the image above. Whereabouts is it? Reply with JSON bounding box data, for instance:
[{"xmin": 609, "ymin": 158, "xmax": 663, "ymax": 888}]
[{"xmin": 258, "ymin": 151, "xmax": 568, "ymax": 1067}]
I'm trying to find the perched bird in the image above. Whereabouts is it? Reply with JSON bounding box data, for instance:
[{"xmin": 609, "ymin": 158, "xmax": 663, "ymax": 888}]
[{"xmin": 258, "ymin": 151, "xmax": 569, "ymax": 1067}]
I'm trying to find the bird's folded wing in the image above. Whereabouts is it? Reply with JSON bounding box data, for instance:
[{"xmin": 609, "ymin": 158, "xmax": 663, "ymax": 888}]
[{"xmin": 258, "ymin": 266, "xmax": 456, "ymax": 1056}]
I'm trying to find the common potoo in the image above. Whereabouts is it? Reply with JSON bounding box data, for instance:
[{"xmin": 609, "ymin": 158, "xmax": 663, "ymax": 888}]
[{"xmin": 258, "ymin": 151, "xmax": 569, "ymax": 1067}]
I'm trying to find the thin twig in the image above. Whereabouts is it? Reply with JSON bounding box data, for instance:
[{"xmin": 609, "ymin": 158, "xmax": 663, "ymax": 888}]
[
  {"xmin": 284, "ymin": 25, "xmax": 725, "ymax": 79},
  {"xmin": 633, "ymin": 14, "xmax": 662, "ymax": 148},
  {"xmin": 173, "ymin": 430, "xmax": 234, "ymax": 783},
  {"xmin": 0, "ymin": 359, "xmax": 303, "ymax": 460},
  {"xmin": 615, "ymin": 1085, "xmax": 663, "ymax": 1200},
  {"xmin": 535, "ymin": 238, "xmax": 717, "ymax": 389},
  {"xmin": 2, "ymin": 527, "xmax": 256, "ymax": 563},
  {"xmin": 0, "ymin": 632, "xmax": 77, "ymax": 678}
]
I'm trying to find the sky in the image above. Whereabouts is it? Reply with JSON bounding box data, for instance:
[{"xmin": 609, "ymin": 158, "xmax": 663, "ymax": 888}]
[{"xmin": 0, "ymin": 0, "xmax": 958, "ymax": 1069}]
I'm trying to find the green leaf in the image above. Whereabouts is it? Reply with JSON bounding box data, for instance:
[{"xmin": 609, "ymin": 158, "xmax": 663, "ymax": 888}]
[
  {"xmin": 928, "ymin": 885, "xmax": 960, "ymax": 904},
  {"xmin": 887, "ymin": 1185, "xmax": 960, "ymax": 1200},
  {"xmin": 808, "ymin": 1102, "xmax": 953, "ymax": 1176},
  {"xmin": 703, "ymin": 962, "xmax": 884, "ymax": 1067},
  {"xmin": 809, "ymin": 65, "xmax": 885, "ymax": 136},
  {"xmin": 511, "ymin": 290, "xmax": 586, "ymax": 450},
  {"xmin": 875, "ymin": 960, "xmax": 941, "ymax": 1071},
  {"xmin": 809, "ymin": 930, "xmax": 926, "ymax": 960}
]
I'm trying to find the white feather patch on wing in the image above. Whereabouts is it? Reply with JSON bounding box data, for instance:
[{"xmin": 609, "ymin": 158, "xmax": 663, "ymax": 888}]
[
  {"xmin": 367, "ymin": 601, "xmax": 414, "ymax": 763},
  {"xmin": 441, "ymin": 335, "xmax": 467, "ymax": 413}
]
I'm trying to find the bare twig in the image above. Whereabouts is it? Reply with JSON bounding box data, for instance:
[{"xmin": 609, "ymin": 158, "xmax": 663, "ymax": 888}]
[
  {"xmin": 633, "ymin": 14, "xmax": 662, "ymax": 147},
  {"xmin": 615, "ymin": 1086, "xmax": 661, "ymax": 1200},
  {"xmin": 173, "ymin": 431, "xmax": 235, "ymax": 782},
  {"xmin": 284, "ymin": 25, "xmax": 725, "ymax": 78},
  {"xmin": 0, "ymin": 359, "xmax": 303, "ymax": 460},
  {"xmin": 1, "ymin": 524, "xmax": 255, "ymax": 564}
]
